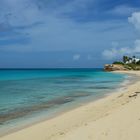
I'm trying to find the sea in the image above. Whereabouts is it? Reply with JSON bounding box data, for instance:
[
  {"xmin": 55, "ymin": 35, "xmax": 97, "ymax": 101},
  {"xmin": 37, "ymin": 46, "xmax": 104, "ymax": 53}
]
[{"xmin": 0, "ymin": 69, "xmax": 133, "ymax": 135}]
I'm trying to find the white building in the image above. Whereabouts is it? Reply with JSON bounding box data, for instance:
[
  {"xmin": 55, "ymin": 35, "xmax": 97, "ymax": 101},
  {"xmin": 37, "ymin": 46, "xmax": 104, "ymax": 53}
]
[{"xmin": 125, "ymin": 57, "xmax": 140, "ymax": 64}]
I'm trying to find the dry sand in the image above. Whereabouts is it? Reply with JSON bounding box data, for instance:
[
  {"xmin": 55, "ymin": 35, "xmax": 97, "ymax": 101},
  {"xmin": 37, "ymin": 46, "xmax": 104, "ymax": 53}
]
[{"xmin": 1, "ymin": 71, "xmax": 140, "ymax": 140}]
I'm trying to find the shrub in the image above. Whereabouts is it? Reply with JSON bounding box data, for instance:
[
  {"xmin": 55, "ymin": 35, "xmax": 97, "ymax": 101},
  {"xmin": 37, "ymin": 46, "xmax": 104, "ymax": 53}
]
[
  {"xmin": 113, "ymin": 61, "xmax": 124, "ymax": 65},
  {"xmin": 136, "ymin": 60, "xmax": 140, "ymax": 65}
]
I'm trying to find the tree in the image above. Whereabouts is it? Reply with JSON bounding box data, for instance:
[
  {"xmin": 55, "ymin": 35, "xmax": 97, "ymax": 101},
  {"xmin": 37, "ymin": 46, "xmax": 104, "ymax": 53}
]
[
  {"xmin": 133, "ymin": 56, "xmax": 136, "ymax": 58},
  {"xmin": 123, "ymin": 56, "xmax": 129, "ymax": 63},
  {"xmin": 132, "ymin": 56, "xmax": 136, "ymax": 64},
  {"xmin": 136, "ymin": 60, "xmax": 140, "ymax": 65}
]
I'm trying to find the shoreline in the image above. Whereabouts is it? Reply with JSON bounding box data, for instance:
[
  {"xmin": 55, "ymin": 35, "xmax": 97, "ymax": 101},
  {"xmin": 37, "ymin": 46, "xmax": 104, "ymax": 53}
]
[
  {"xmin": 0, "ymin": 71, "xmax": 129, "ymax": 136},
  {"xmin": 1, "ymin": 71, "xmax": 140, "ymax": 140}
]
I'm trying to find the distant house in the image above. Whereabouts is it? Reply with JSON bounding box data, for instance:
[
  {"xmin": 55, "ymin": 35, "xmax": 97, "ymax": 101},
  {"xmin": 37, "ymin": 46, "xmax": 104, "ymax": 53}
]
[
  {"xmin": 125, "ymin": 57, "xmax": 140, "ymax": 64},
  {"xmin": 125, "ymin": 59, "xmax": 132, "ymax": 64}
]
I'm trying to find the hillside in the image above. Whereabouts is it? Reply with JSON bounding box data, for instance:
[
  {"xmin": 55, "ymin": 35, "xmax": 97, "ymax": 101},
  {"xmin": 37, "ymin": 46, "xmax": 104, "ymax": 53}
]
[{"xmin": 104, "ymin": 56, "xmax": 140, "ymax": 71}]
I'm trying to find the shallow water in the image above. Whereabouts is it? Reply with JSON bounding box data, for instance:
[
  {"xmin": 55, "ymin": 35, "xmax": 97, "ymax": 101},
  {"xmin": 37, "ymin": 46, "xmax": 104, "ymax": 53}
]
[{"xmin": 0, "ymin": 69, "xmax": 128, "ymax": 134}]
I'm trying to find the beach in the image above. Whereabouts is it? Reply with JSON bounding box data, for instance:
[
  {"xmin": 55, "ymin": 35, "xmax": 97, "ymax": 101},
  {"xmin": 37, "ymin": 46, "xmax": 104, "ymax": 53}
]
[{"xmin": 0, "ymin": 71, "xmax": 140, "ymax": 140}]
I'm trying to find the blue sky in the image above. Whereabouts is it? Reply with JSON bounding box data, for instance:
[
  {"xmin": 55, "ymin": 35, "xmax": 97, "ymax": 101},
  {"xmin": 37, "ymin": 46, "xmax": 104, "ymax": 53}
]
[{"xmin": 0, "ymin": 0, "xmax": 140, "ymax": 68}]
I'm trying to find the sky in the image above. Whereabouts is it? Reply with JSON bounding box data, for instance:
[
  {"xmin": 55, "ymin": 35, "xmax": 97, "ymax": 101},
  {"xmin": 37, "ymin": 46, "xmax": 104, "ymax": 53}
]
[{"xmin": 0, "ymin": 0, "xmax": 140, "ymax": 68}]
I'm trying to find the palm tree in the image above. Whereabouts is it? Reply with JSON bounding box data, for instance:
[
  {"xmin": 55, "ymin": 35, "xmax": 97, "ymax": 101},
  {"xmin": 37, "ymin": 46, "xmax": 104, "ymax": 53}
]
[
  {"xmin": 132, "ymin": 56, "xmax": 136, "ymax": 64},
  {"xmin": 133, "ymin": 56, "xmax": 136, "ymax": 58},
  {"xmin": 123, "ymin": 56, "xmax": 129, "ymax": 63}
]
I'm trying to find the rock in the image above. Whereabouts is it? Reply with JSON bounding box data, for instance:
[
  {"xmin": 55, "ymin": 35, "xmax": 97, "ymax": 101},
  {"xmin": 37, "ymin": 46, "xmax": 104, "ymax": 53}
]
[
  {"xmin": 104, "ymin": 64, "xmax": 128, "ymax": 71},
  {"xmin": 135, "ymin": 92, "xmax": 140, "ymax": 94},
  {"xmin": 129, "ymin": 93, "xmax": 137, "ymax": 98}
]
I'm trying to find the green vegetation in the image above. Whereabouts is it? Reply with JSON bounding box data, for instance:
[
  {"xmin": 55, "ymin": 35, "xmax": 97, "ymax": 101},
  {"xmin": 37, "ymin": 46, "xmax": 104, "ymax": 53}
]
[
  {"xmin": 113, "ymin": 55, "xmax": 140, "ymax": 70},
  {"xmin": 113, "ymin": 61, "xmax": 124, "ymax": 65},
  {"xmin": 125, "ymin": 63, "xmax": 140, "ymax": 70},
  {"xmin": 123, "ymin": 56, "xmax": 129, "ymax": 63}
]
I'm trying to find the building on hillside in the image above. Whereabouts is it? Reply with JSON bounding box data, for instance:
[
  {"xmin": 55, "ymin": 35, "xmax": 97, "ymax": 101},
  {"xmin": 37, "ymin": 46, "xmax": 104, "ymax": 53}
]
[{"xmin": 125, "ymin": 57, "xmax": 140, "ymax": 64}]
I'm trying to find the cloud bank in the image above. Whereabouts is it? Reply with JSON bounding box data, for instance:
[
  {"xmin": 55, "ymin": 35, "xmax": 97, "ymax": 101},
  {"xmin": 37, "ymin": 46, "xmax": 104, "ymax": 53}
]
[
  {"xmin": 0, "ymin": 0, "xmax": 140, "ymax": 67},
  {"xmin": 103, "ymin": 11, "xmax": 140, "ymax": 59},
  {"xmin": 128, "ymin": 12, "xmax": 140, "ymax": 30},
  {"xmin": 103, "ymin": 40, "xmax": 140, "ymax": 59}
]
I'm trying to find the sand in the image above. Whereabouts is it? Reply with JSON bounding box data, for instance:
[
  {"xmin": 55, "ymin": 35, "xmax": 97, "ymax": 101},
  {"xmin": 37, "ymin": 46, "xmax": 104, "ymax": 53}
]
[{"xmin": 1, "ymin": 71, "xmax": 140, "ymax": 140}]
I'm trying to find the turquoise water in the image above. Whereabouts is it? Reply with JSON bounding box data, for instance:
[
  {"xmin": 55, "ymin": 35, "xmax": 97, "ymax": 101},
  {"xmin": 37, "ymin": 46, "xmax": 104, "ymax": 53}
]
[{"xmin": 0, "ymin": 69, "xmax": 128, "ymax": 134}]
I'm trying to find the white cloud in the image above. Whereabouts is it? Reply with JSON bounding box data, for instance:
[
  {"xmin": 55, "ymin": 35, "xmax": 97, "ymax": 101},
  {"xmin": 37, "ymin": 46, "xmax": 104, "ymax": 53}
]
[
  {"xmin": 102, "ymin": 48, "xmax": 117, "ymax": 59},
  {"xmin": 0, "ymin": 0, "xmax": 44, "ymax": 27},
  {"xmin": 102, "ymin": 39, "xmax": 140, "ymax": 59},
  {"xmin": 1, "ymin": 15, "xmax": 130, "ymax": 52},
  {"xmin": 0, "ymin": 0, "xmax": 95, "ymax": 27},
  {"xmin": 103, "ymin": 11, "xmax": 140, "ymax": 60},
  {"xmin": 73, "ymin": 54, "xmax": 80, "ymax": 61},
  {"xmin": 128, "ymin": 12, "xmax": 140, "ymax": 30},
  {"xmin": 0, "ymin": 0, "xmax": 137, "ymax": 55},
  {"xmin": 102, "ymin": 47, "xmax": 131, "ymax": 59}
]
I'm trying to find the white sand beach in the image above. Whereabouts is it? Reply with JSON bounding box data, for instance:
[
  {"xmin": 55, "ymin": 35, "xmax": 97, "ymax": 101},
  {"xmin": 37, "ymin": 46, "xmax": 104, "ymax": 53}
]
[{"xmin": 1, "ymin": 71, "xmax": 140, "ymax": 140}]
